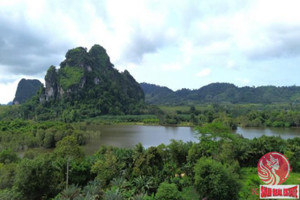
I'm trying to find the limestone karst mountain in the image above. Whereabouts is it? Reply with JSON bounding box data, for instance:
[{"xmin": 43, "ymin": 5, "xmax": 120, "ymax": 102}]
[{"xmin": 13, "ymin": 79, "xmax": 42, "ymax": 105}]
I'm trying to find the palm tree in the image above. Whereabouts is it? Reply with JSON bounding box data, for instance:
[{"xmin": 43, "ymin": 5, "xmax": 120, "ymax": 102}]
[
  {"xmin": 131, "ymin": 193, "xmax": 146, "ymax": 200},
  {"xmin": 132, "ymin": 176, "xmax": 154, "ymax": 193},
  {"xmin": 104, "ymin": 188, "xmax": 122, "ymax": 200},
  {"xmin": 60, "ymin": 185, "xmax": 81, "ymax": 200},
  {"xmin": 82, "ymin": 180, "xmax": 102, "ymax": 199},
  {"xmin": 111, "ymin": 177, "xmax": 126, "ymax": 188}
]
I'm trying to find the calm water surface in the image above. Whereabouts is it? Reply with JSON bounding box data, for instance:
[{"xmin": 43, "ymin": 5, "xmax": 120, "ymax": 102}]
[
  {"xmin": 83, "ymin": 125, "xmax": 300, "ymax": 155},
  {"xmin": 84, "ymin": 125, "xmax": 197, "ymax": 154},
  {"xmin": 236, "ymin": 127, "xmax": 300, "ymax": 139}
]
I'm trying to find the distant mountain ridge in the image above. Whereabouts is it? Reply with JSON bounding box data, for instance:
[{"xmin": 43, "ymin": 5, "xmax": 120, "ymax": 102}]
[
  {"xmin": 140, "ymin": 82, "xmax": 300, "ymax": 105},
  {"xmin": 140, "ymin": 82, "xmax": 174, "ymax": 104},
  {"xmin": 13, "ymin": 79, "xmax": 42, "ymax": 104}
]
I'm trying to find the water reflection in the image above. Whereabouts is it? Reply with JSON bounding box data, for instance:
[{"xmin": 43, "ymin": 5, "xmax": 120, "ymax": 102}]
[
  {"xmin": 83, "ymin": 125, "xmax": 300, "ymax": 155},
  {"xmin": 236, "ymin": 127, "xmax": 300, "ymax": 139},
  {"xmin": 84, "ymin": 125, "xmax": 198, "ymax": 154}
]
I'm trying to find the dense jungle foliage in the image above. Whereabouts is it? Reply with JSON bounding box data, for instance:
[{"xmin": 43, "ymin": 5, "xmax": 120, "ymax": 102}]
[
  {"xmin": 0, "ymin": 122, "xmax": 300, "ymax": 200},
  {"xmin": 1, "ymin": 102, "xmax": 300, "ymax": 129},
  {"xmin": 158, "ymin": 103, "xmax": 300, "ymax": 128}
]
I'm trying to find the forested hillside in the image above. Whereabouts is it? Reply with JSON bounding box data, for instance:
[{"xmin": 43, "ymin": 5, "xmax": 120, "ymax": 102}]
[
  {"xmin": 7, "ymin": 45, "xmax": 145, "ymax": 121},
  {"xmin": 141, "ymin": 82, "xmax": 300, "ymax": 105}
]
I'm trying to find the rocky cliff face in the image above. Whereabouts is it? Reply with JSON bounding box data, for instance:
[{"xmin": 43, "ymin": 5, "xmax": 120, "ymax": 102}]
[
  {"xmin": 44, "ymin": 66, "xmax": 58, "ymax": 101},
  {"xmin": 39, "ymin": 44, "xmax": 144, "ymax": 115},
  {"xmin": 13, "ymin": 79, "xmax": 42, "ymax": 104}
]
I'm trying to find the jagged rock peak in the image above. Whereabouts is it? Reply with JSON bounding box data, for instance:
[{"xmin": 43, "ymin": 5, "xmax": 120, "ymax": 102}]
[
  {"xmin": 59, "ymin": 44, "xmax": 112, "ymax": 71},
  {"xmin": 39, "ymin": 44, "xmax": 145, "ymax": 116},
  {"xmin": 43, "ymin": 44, "xmax": 114, "ymax": 101}
]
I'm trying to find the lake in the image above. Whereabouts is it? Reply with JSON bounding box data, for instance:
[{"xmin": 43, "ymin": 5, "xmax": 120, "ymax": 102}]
[
  {"xmin": 84, "ymin": 125, "xmax": 197, "ymax": 154},
  {"xmin": 83, "ymin": 125, "xmax": 300, "ymax": 154},
  {"xmin": 236, "ymin": 127, "xmax": 300, "ymax": 140}
]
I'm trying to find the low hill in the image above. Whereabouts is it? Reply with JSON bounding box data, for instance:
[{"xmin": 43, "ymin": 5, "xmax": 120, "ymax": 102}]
[{"xmin": 140, "ymin": 83, "xmax": 174, "ymax": 104}]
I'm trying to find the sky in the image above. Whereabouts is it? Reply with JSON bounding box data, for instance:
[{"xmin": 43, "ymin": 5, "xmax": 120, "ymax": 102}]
[{"xmin": 1, "ymin": 0, "xmax": 300, "ymax": 104}]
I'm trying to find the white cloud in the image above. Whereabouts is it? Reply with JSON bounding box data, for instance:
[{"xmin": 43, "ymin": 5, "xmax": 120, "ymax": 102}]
[
  {"xmin": 162, "ymin": 63, "xmax": 182, "ymax": 71},
  {"xmin": 0, "ymin": 0, "xmax": 300, "ymax": 102},
  {"xmin": 116, "ymin": 63, "xmax": 138, "ymax": 72},
  {"xmin": 236, "ymin": 78, "xmax": 250, "ymax": 85},
  {"xmin": 0, "ymin": 79, "xmax": 19, "ymax": 104},
  {"xmin": 0, "ymin": 72, "xmax": 44, "ymax": 104},
  {"xmin": 196, "ymin": 68, "xmax": 211, "ymax": 77},
  {"xmin": 226, "ymin": 60, "xmax": 236, "ymax": 69}
]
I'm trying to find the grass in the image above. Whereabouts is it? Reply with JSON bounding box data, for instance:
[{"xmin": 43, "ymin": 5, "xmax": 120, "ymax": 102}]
[
  {"xmin": 85, "ymin": 115, "xmax": 160, "ymax": 125},
  {"xmin": 158, "ymin": 105, "xmax": 208, "ymax": 114},
  {"xmin": 59, "ymin": 66, "xmax": 84, "ymax": 90},
  {"xmin": 284, "ymin": 171, "xmax": 300, "ymax": 185},
  {"xmin": 0, "ymin": 106, "xmax": 9, "ymax": 116}
]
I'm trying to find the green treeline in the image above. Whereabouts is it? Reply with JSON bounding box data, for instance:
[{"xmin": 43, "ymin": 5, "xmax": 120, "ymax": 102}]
[
  {"xmin": 1, "ymin": 122, "xmax": 300, "ymax": 199},
  {"xmin": 158, "ymin": 103, "xmax": 300, "ymax": 128},
  {"xmin": 0, "ymin": 120, "xmax": 87, "ymax": 151},
  {"xmin": 2, "ymin": 103, "xmax": 300, "ymax": 128}
]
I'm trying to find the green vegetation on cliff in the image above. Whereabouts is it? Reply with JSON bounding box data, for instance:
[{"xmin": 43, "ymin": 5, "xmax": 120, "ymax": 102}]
[
  {"xmin": 9, "ymin": 44, "xmax": 145, "ymax": 121},
  {"xmin": 58, "ymin": 66, "xmax": 84, "ymax": 90}
]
